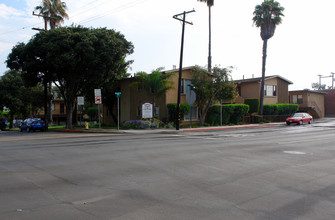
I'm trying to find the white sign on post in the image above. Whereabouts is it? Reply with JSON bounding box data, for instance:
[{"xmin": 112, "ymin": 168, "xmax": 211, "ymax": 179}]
[
  {"xmin": 94, "ymin": 89, "xmax": 101, "ymax": 97},
  {"xmin": 142, "ymin": 103, "xmax": 153, "ymax": 119},
  {"xmin": 77, "ymin": 96, "xmax": 84, "ymax": 105}
]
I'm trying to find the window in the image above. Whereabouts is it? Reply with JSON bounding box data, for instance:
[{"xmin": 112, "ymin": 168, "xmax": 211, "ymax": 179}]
[
  {"xmin": 264, "ymin": 85, "xmax": 277, "ymax": 97},
  {"xmin": 292, "ymin": 95, "xmax": 303, "ymax": 104},
  {"xmin": 181, "ymin": 79, "xmax": 192, "ymax": 94},
  {"xmin": 52, "ymin": 104, "xmax": 55, "ymax": 111}
]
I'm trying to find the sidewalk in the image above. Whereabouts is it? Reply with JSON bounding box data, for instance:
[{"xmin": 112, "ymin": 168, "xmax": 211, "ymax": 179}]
[{"xmin": 61, "ymin": 122, "xmax": 285, "ymax": 134}]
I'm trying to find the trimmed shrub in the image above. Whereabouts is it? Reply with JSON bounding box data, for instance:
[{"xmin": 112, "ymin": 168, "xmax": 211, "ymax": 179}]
[
  {"xmin": 85, "ymin": 107, "xmax": 98, "ymax": 120},
  {"xmin": 263, "ymin": 104, "xmax": 298, "ymax": 115},
  {"xmin": 207, "ymin": 104, "xmax": 249, "ymax": 125},
  {"xmin": 244, "ymin": 99, "xmax": 259, "ymax": 113},
  {"xmin": 167, "ymin": 103, "xmax": 190, "ymax": 123}
]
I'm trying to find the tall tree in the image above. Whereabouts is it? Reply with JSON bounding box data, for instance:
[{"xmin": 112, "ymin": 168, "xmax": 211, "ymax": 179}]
[
  {"xmin": 7, "ymin": 26, "xmax": 134, "ymax": 129},
  {"xmin": 190, "ymin": 65, "xmax": 234, "ymax": 124},
  {"xmin": 35, "ymin": 0, "xmax": 69, "ymax": 30},
  {"xmin": 198, "ymin": 0, "xmax": 214, "ymax": 72},
  {"xmin": 35, "ymin": 0, "xmax": 69, "ymax": 124},
  {"xmin": 132, "ymin": 68, "xmax": 175, "ymax": 119},
  {"xmin": 253, "ymin": 0, "xmax": 284, "ymax": 115}
]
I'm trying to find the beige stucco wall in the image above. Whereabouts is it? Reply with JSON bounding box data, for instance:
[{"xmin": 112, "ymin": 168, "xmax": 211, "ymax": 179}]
[
  {"xmin": 236, "ymin": 77, "xmax": 290, "ymax": 105},
  {"xmin": 307, "ymin": 92, "xmax": 325, "ymax": 118},
  {"xmin": 239, "ymin": 82, "xmax": 260, "ymax": 100},
  {"xmin": 289, "ymin": 90, "xmax": 325, "ymax": 118}
]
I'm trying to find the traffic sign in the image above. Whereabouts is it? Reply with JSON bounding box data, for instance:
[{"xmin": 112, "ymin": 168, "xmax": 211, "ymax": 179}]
[
  {"xmin": 77, "ymin": 96, "xmax": 84, "ymax": 105},
  {"xmin": 95, "ymin": 96, "xmax": 102, "ymax": 104},
  {"xmin": 94, "ymin": 89, "xmax": 101, "ymax": 97},
  {"xmin": 115, "ymin": 92, "xmax": 121, "ymax": 98}
]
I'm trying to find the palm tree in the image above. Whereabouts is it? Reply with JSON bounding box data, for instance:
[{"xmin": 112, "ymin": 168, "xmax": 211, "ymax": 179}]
[
  {"xmin": 35, "ymin": 0, "xmax": 69, "ymax": 124},
  {"xmin": 35, "ymin": 0, "xmax": 69, "ymax": 30},
  {"xmin": 253, "ymin": 0, "xmax": 284, "ymax": 115},
  {"xmin": 132, "ymin": 68, "xmax": 175, "ymax": 119},
  {"xmin": 198, "ymin": 0, "xmax": 214, "ymax": 72}
]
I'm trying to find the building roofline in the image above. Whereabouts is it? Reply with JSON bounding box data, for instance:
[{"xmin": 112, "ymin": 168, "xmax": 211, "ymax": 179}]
[
  {"xmin": 289, "ymin": 89, "xmax": 327, "ymax": 95},
  {"xmin": 234, "ymin": 75, "xmax": 293, "ymax": 84},
  {"xmin": 163, "ymin": 66, "xmax": 198, "ymax": 73}
]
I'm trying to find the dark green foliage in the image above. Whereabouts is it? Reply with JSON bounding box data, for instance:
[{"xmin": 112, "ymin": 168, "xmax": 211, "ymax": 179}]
[
  {"xmin": 207, "ymin": 104, "xmax": 249, "ymax": 125},
  {"xmin": 244, "ymin": 99, "xmax": 259, "ymax": 113},
  {"xmin": 191, "ymin": 65, "xmax": 235, "ymax": 124},
  {"xmin": 263, "ymin": 104, "xmax": 298, "ymax": 115},
  {"xmin": 0, "ymin": 70, "xmax": 44, "ymax": 126},
  {"xmin": 7, "ymin": 26, "xmax": 134, "ymax": 129},
  {"xmin": 85, "ymin": 107, "xmax": 98, "ymax": 120},
  {"xmin": 167, "ymin": 103, "xmax": 190, "ymax": 123}
]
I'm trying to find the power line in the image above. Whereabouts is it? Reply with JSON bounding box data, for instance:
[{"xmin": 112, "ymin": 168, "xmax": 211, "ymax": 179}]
[
  {"xmin": 75, "ymin": 0, "xmax": 150, "ymax": 25},
  {"xmin": 0, "ymin": 22, "xmax": 43, "ymax": 36}
]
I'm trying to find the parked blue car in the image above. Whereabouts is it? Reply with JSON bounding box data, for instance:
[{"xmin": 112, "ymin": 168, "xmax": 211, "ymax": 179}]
[{"xmin": 20, "ymin": 118, "xmax": 46, "ymax": 132}]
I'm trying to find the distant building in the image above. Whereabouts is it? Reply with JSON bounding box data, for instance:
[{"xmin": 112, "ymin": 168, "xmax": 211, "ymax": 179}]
[
  {"xmin": 288, "ymin": 90, "xmax": 325, "ymax": 118},
  {"xmin": 234, "ymin": 75, "xmax": 293, "ymax": 104},
  {"xmin": 110, "ymin": 66, "xmax": 197, "ymax": 124},
  {"xmin": 322, "ymin": 89, "xmax": 335, "ymax": 117}
]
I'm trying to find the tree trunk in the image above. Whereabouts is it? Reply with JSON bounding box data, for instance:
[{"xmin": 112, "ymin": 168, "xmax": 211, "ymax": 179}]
[
  {"xmin": 66, "ymin": 102, "xmax": 74, "ymax": 129},
  {"xmin": 44, "ymin": 81, "xmax": 49, "ymax": 131},
  {"xmin": 152, "ymin": 96, "xmax": 155, "ymax": 120},
  {"xmin": 48, "ymin": 83, "xmax": 53, "ymax": 124},
  {"xmin": 208, "ymin": 6, "xmax": 212, "ymax": 72},
  {"xmin": 259, "ymin": 39, "xmax": 268, "ymax": 115}
]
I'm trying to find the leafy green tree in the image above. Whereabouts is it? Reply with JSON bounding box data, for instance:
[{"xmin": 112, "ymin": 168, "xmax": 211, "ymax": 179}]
[
  {"xmin": 253, "ymin": 0, "xmax": 284, "ymax": 115},
  {"xmin": 190, "ymin": 65, "xmax": 234, "ymax": 124},
  {"xmin": 311, "ymin": 82, "xmax": 326, "ymax": 90},
  {"xmin": 35, "ymin": 0, "xmax": 69, "ymax": 123},
  {"xmin": 198, "ymin": 0, "xmax": 214, "ymax": 72},
  {"xmin": 0, "ymin": 70, "xmax": 44, "ymax": 127},
  {"xmin": 132, "ymin": 68, "xmax": 175, "ymax": 119},
  {"xmin": 7, "ymin": 26, "xmax": 134, "ymax": 129}
]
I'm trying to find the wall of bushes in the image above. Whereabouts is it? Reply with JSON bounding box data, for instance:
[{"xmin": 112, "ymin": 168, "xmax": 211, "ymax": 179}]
[
  {"xmin": 167, "ymin": 103, "xmax": 190, "ymax": 123},
  {"xmin": 263, "ymin": 104, "xmax": 298, "ymax": 115},
  {"xmin": 244, "ymin": 99, "xmax": 259, "ymax": 113},
  {"xmin": 207, "ymin": 104, "xmax": 249, "ymax": 125}
]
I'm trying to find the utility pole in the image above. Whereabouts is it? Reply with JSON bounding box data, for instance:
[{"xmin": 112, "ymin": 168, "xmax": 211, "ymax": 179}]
[
  {"xmin": 33, "ymin": 12, "xmax": 49, "ymax": 130},
  {"xmin": 173, "ymin": 9, "xmax": 195, "ymax": 130},
  {"xmin": 317, "ymin": 74, "xmax": 332, "ymax": 90}
]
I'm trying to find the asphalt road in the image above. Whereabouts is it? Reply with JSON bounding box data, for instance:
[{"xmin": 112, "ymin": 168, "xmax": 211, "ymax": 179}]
[{"xmin": 1, "ymin": 122, "xmax": 335, "ymax": 219}]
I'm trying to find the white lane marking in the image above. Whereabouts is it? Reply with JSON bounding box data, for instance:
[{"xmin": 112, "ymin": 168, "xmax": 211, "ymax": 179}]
[{"xmin": 283, "ymin": 151, "xmax": 306, "ymax": 155}]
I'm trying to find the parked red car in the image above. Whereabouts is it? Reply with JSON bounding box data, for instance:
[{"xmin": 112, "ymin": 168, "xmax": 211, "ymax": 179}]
[{"xmin": 286, "ymin": 113, "xmax": 313, "ymax": 125}]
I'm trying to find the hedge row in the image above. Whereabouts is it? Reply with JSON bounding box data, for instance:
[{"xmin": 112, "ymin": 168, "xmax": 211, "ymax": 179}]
[
  {"xmin": 244, "ymin": 99, "xmax": 259, "ymax": 113},
  {"xmin": 167, "ymin": 103, "xmax": 190, "ymax": 123},
  {"xmin": 263, "ymin": 104, "xmax": 298, "ymax": 115},
  {"xmin": 207, "ymin": 104, "xmax": 249, "ymax": 125}
]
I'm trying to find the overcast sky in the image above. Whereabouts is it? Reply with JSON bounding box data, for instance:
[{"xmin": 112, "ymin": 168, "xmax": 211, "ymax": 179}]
[{"xmin": 1, "ymin": 0, "xmax": 335, "ymax": 90}]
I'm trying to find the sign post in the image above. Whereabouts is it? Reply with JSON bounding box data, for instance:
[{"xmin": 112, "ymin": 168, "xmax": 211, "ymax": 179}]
[
  {"xmin": 115, "ymin": 92, "xmax": 121, "ymax": 130},
  {"xmin": 95, "ymin": 89, "xmax": 102, "ymax": 129}
]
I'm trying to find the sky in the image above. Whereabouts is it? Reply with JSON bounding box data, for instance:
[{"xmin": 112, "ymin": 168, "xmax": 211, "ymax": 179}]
[{"xmin": 1, "ymin": 0, "xmax": 335, "ymax": 91}]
